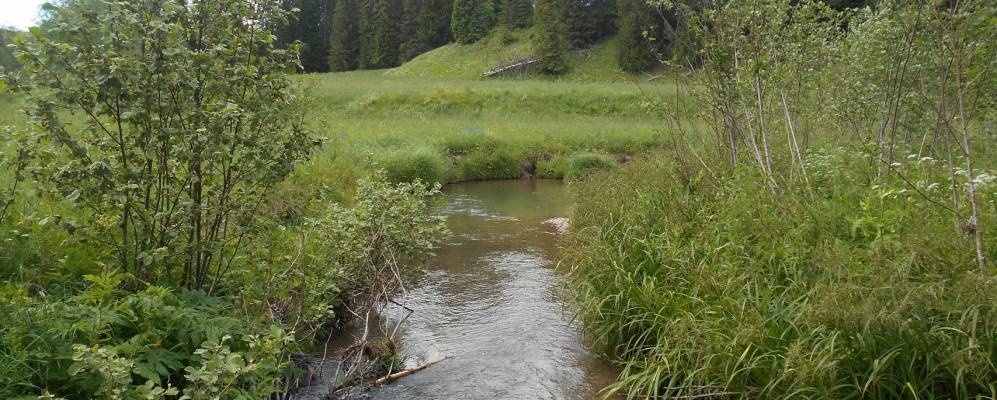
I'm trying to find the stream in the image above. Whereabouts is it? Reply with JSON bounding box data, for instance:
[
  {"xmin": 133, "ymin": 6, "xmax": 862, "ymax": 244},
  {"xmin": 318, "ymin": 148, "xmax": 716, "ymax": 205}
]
[{"xmin": 301, "ymin": 179, "xmax": 618, "ymax": 399}]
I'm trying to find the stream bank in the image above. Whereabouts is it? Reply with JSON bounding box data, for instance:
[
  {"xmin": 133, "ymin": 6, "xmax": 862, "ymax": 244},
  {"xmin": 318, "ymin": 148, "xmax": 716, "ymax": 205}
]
[{"xmin": 295, "ymin": 179, "xmax": 617, "ymax": 399}]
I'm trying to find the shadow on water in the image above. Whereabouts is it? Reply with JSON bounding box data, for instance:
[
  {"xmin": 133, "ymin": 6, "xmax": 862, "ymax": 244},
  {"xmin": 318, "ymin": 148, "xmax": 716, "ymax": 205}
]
[{"xmin": 303, "ymin": 179, "xmax": 618, "ymax": 400}]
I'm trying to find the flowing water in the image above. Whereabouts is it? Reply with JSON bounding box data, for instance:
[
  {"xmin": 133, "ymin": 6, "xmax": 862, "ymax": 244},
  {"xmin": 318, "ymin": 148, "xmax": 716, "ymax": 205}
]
[{"xmin": 303, "ymin": 179, "xmax": 618, "ymax": 400}]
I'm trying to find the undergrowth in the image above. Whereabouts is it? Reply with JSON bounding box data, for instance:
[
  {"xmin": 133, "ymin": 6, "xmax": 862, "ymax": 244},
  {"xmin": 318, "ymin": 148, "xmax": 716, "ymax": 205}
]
[{"xmin": 565, "ymin": 150, "xmax": 997, "ymax": 399}]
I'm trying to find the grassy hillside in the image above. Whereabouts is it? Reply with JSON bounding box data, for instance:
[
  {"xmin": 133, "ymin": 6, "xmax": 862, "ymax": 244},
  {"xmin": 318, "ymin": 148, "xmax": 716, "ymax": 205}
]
[{"xmin": 387, "ymin": 29, "xmax": 643, "ymax": 82}]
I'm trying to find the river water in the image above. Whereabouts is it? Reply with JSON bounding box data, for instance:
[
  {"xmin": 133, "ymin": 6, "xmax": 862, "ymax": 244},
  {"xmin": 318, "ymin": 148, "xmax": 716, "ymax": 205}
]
[{"xmin": 308, "ymin": 179, "xmax": 618, "ymax": 399}]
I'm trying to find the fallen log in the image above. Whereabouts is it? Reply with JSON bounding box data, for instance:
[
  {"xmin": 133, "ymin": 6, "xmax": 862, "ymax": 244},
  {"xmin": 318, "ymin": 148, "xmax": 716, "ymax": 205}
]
[
  {"xmin": 374, "ymin": 357, "xmax": 450, "ymax": 385},
  {"xmin": 481, "ymin": 58, "xmax": 541, "ymax": 77}
]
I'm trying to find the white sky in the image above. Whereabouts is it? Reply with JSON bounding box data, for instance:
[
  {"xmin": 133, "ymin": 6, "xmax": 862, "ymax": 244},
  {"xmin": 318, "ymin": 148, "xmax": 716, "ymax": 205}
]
[{"xmin": 0, "ymin": 0, "xmax": 47, "ymax": 30}]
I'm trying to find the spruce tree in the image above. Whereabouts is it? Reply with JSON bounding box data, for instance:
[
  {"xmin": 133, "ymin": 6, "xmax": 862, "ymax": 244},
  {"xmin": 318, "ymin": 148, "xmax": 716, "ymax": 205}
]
[
  {"xmin": 500, "ymin": 0, "xmax": 532, "ymax": 28},
  {"xmin": 565, "ymin": 0, "xmax": 615, "ymax": 47},
  {"xmin": 280, "ymin": 0, "xmax": 334, "ymax": 72},
  {"xmin": 399, "ymin": 0, "xmax": 425, "ymax": 61},
  {"xmin": 534, "ymin": 0, "xmax": 567, "ymax": 74},
  {"xmin": 564, "ymin": 0, "xmax": 588, "ymax": 47},
  {"xmin": 418, "ymin": 0, "xmax": 455, "ymax": 48},
  {"xmin": 451, "ymin": 0, "xmax": 488, "ymax": 44},
  {"xmin": 616, "ymin": 0, "xmax": 653, "ymax": 72},
  {"xmin": 329, "ymin": 0, "xmax": 359, "ymax": 70},
  {"xmin": 359, "ymin": 0, "xmax": 401, "ymax": 68}
]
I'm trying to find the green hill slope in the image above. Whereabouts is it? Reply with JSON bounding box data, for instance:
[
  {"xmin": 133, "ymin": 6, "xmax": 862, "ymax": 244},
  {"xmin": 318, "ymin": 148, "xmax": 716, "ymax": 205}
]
[{"xmin": 386, "ymin": 29, "xmax": 643, "ymax": 82}]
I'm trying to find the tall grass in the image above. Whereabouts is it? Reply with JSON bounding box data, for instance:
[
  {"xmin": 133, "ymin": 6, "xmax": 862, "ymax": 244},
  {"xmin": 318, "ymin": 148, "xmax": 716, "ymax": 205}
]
[{"xmin": 565, "ymin": 150, "xmax": 997, "ymax": 399}]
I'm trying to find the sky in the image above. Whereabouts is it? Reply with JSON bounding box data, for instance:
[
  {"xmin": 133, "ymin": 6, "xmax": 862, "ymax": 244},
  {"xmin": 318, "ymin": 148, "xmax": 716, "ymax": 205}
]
[{"xmin": 0, "ymin": 0, "xmax": 47, "ymax": 30}]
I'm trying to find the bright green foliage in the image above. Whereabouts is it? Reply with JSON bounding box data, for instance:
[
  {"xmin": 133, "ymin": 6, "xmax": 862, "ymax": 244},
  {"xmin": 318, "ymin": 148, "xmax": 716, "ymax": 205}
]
[
  {"xmin": 451, "ymin": 0, "xmax": 490, "ymax": 44},
  {"xmin": 312, "ymin": 171, "xmax": 449, "ymax": 287},
  {"xmin": 565, "ymin": 152, "xmax": 615, "ymax": 181},
  {"xmin": 566, "ymin": 152, "xmax": 997, "ymax": 399},
  {"xmin": 565, "ymin": 0, "xmax": 997, "ymax": 398},
  {"xmin": 534, "ymin": 0, "xmax": 568, "ymax": 74},
  {"xmin": 378, "ymin": 146, "xmax": 450, "ymax": 184},
  {"xmin": 3, "ymin": 0, "xmax": 318, "ymax": 290},
  {"xmin": 537, "ymin": 151, "xmax": 617, "ymax": 180},
  {"xmin": 0, "ymin": 278, "xmax": 293, "ymax": 398},
  {"xmin": 0, "ymin": 126, "xmax": 30, "ymax": 227},
  {"xmin": 616, "ymin": 0, "xmax": 654, "ymax": 72},
  {"xmin": 500, "ymin": 0, "xmax": 533, "ymax": 28},
  {"xmin": 329, "ymin": 0, "xmax": 360, "ymax": 71}
]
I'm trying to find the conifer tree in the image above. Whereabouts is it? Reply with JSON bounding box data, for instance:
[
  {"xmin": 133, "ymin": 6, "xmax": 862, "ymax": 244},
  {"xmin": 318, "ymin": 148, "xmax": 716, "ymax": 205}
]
[
  {"xmin": 359, "ymin": 0, "xmax": 401, "ymax": 68},
  {"xmin": 616, "ymin": 0, "xmax": 653, "ymax": 72},
  {"xmin": 500, "ymin": 0, "xmax": 532, "ymax": 28},
  {"xmin": 329, "ymin": 0, "xmax": 359, "ymax": 70},
  {"xmin": 451, "ymin": 0, "xmax": 488, "ymax": 43},
  {"xmin": 280, "ymin": 0, "xmax": 334, "ymax": 72},
  {"xmin": 565, "ymin": 0, "xmax": 615, "ymax": 47},
  {"xmin": 534, "ymin": 0, "xmax": 567, "ymax": 73},
  {"xmin": 418, "ymin": 0, "xmax": 455, "ymax": 48},
  {"xmin": 399, "ymin": 0, "xmax": 425, "ymax": 61}
]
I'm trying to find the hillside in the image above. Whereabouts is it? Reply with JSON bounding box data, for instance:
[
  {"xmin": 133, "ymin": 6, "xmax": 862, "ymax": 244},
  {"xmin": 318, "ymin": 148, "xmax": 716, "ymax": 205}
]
[{"xmin": 386, "ymin": 29, "xmax": 645, "ymax": 82}]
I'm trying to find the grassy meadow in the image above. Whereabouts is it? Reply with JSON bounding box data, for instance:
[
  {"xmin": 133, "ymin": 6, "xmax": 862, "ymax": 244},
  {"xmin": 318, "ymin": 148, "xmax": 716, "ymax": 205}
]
[
  {"xmin": 283, "ymin": 67, "xmax": 680, "ymax": 202},
  {"xmin": 2, "ymin": 51, "xmax": 680, "ymax": 207}
]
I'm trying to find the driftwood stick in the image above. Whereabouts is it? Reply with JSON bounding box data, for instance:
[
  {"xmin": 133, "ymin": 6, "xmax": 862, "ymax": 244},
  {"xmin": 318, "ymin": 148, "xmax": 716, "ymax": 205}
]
[{"xmin": 374, "ymin": 357, "xmax": 451, "ymax": 385}]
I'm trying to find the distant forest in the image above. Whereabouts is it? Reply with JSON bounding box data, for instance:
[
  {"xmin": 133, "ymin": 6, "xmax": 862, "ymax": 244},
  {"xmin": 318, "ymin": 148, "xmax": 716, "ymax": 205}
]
[
  {"xmin": 0, "ymin": 29, "xmax": 20, "ymax": 72},
  {"xmin": 0, "ymin": 2, "xmax": 876, "ymax": 75},
  {"xmin": 277, "ymin": 0, "xmax": 876, "ymax": 73}
]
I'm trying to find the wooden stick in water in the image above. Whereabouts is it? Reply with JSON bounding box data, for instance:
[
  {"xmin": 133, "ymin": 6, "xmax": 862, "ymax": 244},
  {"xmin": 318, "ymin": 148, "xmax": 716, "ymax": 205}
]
[{"xmin": 374, "ymin": 357, "xmax": 451, "ymax": 385}]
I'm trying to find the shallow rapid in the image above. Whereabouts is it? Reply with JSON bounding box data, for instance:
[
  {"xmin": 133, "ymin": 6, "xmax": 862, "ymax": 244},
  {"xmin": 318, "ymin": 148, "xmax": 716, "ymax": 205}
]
[{"xmin": 306, "ymin": 179, "xmax": 618, "ymax": 400}]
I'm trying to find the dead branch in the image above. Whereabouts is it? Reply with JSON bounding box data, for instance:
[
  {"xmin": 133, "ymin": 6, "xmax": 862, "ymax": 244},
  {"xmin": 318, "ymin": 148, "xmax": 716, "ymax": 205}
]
[{"xmin": 373, "ymin": 357, "xmax": 451, "ymax": 386}]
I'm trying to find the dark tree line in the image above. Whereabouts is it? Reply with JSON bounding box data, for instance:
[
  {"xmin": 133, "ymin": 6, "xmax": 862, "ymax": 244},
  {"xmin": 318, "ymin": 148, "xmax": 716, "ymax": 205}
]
[
  {"xmin": 281, "ymin": 0, "xmax": 453, "ymax": 71},
  {"xmin": 278, "ymin": 0, "xmax": 877, "ymax": 74},
  {"xmin": 280, "ymin": 0, "xmax": 618, "ymax": 73}
]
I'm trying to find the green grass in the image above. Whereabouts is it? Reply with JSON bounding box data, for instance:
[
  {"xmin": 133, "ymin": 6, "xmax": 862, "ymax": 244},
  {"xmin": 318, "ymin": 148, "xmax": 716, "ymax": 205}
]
[
  {"xmin": 1, "ymin": 66, "xmax": 681, "ymax": 203},
  {"xmin": 285, "ymin": 68, "xmax": 680, "ymax": 200},
  {"xmin": 565, "ymin": 150, "xmax": 997, "ymax": 399}
]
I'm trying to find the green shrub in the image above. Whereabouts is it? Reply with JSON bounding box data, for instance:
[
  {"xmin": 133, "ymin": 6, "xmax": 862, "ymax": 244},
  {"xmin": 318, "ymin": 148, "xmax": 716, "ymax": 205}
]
[
  {"xmin": 456, "ymin": 148, "xmax": 524, "ymax": 180},
  {"xmin": 0, "ymin": 275, "xmax": 292, "ymax": 399},
  {"xmin": 378, "ymin": 147, "xmax": 449, "ymax": 184},
  {"xmin": 566, "ymin": 152, "xmax": 616, "ymax": 181},
  {"xmin": 565, "ymin": 150, "xmax": 997, "ymax": 399},
  {"xmin": 537, "ymin": 155, "xmax": 569, "ymax": 178}
]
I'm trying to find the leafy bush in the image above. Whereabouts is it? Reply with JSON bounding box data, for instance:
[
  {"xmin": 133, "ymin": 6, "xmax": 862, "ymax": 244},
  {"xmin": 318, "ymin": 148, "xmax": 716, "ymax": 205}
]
[
  {"xmin": 537, "ymin": 155, "xmax": 568, "ymax": 178},
  {"xmin": 2, "ymin": 0, "xmax": 317, "ymax": 290},
  {"xmin": 456, "ymin": 148, "xmax": 525, "ymax": 180},
  {"xmin": 0, "ymin": 275, "xmax": 293, "ymax": 399},
  {"xmin": 565, "ymin": 152, "xmax": 997, "ymax": 399},
  {"xmin": 378, "ymin": 147, "xmax": 449, "ymax": 184}
]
